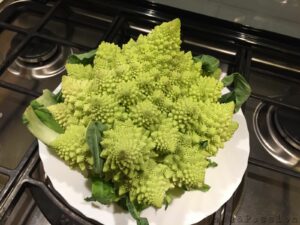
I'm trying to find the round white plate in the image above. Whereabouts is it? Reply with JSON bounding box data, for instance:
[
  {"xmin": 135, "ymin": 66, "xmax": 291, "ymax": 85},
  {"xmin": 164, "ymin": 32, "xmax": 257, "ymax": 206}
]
[{"xmin": 38, "ymin": 107, "xmax": 249, "ymax": 225}]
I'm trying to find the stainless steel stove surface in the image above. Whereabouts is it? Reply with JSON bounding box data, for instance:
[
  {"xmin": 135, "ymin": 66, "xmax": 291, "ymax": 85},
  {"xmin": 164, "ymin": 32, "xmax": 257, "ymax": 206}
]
[{"xmin": 0, "ymin": 0, "xmax": 300, "ymax": 225}]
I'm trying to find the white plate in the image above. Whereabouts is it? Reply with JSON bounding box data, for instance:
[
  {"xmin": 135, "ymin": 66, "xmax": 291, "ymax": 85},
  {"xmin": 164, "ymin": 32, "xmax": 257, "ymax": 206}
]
[{"xmin": 38, "ymin": 106, "xmax": 249, "ymax": 225}]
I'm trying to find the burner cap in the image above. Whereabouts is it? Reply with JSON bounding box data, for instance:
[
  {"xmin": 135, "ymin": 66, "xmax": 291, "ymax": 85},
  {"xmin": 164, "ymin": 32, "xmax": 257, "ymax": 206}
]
[
  {"xmin": 274, "ymin": 107, "xmax": 300, "ymax": 150},
  {"xmin": 19, "ymin": 38, "xmax": 58, "ymax": 63},
  {"xmin": 12, "ymin": 30, "xmax": 58, "ymax": 64}
]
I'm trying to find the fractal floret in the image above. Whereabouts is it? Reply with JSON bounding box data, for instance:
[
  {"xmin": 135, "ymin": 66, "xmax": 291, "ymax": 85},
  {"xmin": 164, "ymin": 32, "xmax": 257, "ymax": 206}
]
[
  {"xmin": 101, "ymin": 120, "xmax": 155, "ymax": 179},
  {"xmin": 164, "ymin": 147, "xmax": 209, "ymax": 189},
  {"xmin": 129, "ymin": 161, "xmax": 174, "ymax": 208},
  {"xmin": 197, "ymin": 101, "xmax": 239, "ymax": 155},
  {"xmin": 151, "ymin": 119, "xmax": 180, "ymax": 154},
  {"xmin": 23, "ymin": 18, "xmax": 250, "ymax": 224},
  {"xmin": 65, "ymin": 63, "xmax": 93, "ymax": 80},
  {"xmin": 50, "ymin": 125, "xmax": 93, "ymax": 172}
]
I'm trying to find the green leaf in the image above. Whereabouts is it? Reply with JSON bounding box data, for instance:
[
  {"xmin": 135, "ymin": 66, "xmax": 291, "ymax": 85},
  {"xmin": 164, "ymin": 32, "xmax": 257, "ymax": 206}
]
[
  {"xmin": 125, "ymin": 197, "xmax": 140, "ymax": 220},
  {"xmin": 207, "ymin": 159, "xmax": 218, "ymax": 168},
  {"xmin": 164, "ymin": 201, "xmax": 169, "ymax": 210},
  {"xmin": 23, "ymin": 106, "xmax": 60, "ymax": 145},
  {"xmin": 116, "ymin": 197, "xmax": 128, "ymax": 211},
  {"xmin": 199, "ymin": 140, "xmax": 208, "ymax": 149},
  {"xmin": 164, "ymin": 187, "xmax": 184, "ymax": 209},
  {"xmin": 219, "ymin": 92, "xmax": 235, "ymax": 103},
  {"xmin": 34, "ymin": 108, "xmax": 64, "ymax": 133},
  {"xmin": 36, "ymin": 90, "xmax": 57, "ymax": 107},
  {"xmin": 68, "ymin": 49, "xmax": 96, "ymax": 65},
  {"xmin": 221, "ymin": 73, "xmax": 235, "ymax": 86},
  {"xmin": 126, "ymin": 197, "xmax": 149, "ymax": 225},
  {"xmin": 199, "ymin": 184, "xmax": 211, "ymax": 192},
  {"xmin": 137, "ymin": 218, "xmax": 149, "ymax": 225},
  {"xmin": 54, "ymin": 90, "xmax": 64, "ymax": 103},
  {"xmin": 27, "ymin": 89, "xmax": 64, "ymax": 133},
  {"xmin": 193, "ymin": 55, "xmax": 220, "ymax": 74},
  {"xmin": 30, "ymin": 100, "xmax": 64, "ymax": 134},
  {"xmin": 86, "ymin": 121, "xmax": 106, "ymax": 175},
  {"xmin": 95, "ymin": 121, "xmax": 108, "ymax": 133},
  {"xmin": 164, "ymin": 194, "xmax": 172, "ymax": 210},
  {"xmin": 220, "ymin": 72, "xmax": 251, "ymax": 113},
  {"xmin": 22, "ymin": 116, "xmax": 29, "ymax": 125},
  {"xmin": 85, "ymin": 178, "xmax": 118, "ymax": 205}
]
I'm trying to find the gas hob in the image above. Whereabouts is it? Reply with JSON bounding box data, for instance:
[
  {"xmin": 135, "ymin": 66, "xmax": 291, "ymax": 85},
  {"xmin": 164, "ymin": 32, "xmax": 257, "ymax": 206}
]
[{"xmin": 0, "ymin": 0, "xmax": 300, "ymax": 224}]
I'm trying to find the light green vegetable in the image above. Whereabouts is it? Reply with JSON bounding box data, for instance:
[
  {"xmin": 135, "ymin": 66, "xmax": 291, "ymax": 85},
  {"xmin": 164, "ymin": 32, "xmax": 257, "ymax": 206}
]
[
  {"xmin": 23, "ymin": 92, "xmax": 93, "ymax": 172},
  {"xmin": 23, "ymin": 18, "xmax": 251, "ymax": 225},
  {"xmin": 100, "ymin": 120, "xmax": 155, "ymax": 179}
]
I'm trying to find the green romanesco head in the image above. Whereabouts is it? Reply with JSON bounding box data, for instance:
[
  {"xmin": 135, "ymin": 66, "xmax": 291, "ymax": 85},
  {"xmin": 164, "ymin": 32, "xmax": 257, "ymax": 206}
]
[
  {"xmin": 150, "ymin": 90, "xmax": 173, "ymax": 113},
  {"xmin": 49, "ymin": 125, "xmax": 93, "ymax": 172},
  {"xmin": 47, "ymin": 103, "xmax": 74, "ymax": 129},
  {"xmin": 94, "ymin": 42, "xmax": 122, "ymax": 71},
  {"xmin": 81, "ymin": 93, "xmax": 125, "ymax": 126},
  {"xmin": 197, "ymin": 101, "xmax": 238, "ymax": 155},
  {"xmin": 32, "ymin": 19, "xmax": 242, "ymax": 211},
  {"xmin": 47, "ymin": 75, "xmax": 94, "ymax": 128},
  {"xmin": 129, "ymin": 100, "xmax": 162, "ymax": 131},
  {"xmin": 100, "ymin": 121, "xmax": 156, "ymax": 179},
  {"xmin": 163, "ymin": 147, "xmax": 209, "ymax": 190},
  {"xmin": 188, "ymin": 76, "xmax": 223, "ymax": 102},
  {"xmin": 60, "ymin": 76, "xmax": 94, "ymax": 122},
  {"xmin": 129, "ymin": 161, "xmax": 174, "ymax": 208},
  {"xmin": 115, "ymin": 81, "xmax": 144, "ymax": 109},
  {"xmin": 170, "ymin": 97, "xmax": 201, "ymax": 132},
  {"xmin": 151, "ymin": 119, "xmax": 180, "ymax": 154},
  {"xmin": 66, "ymin": 63, "xmax": 93, "ymax": 80}
]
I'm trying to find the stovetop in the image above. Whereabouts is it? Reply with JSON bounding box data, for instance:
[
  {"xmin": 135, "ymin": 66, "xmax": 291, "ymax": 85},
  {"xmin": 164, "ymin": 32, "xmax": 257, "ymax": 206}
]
[{"xmin": 0, "ymin": 0, "xmax": 300, "ymax": 225}]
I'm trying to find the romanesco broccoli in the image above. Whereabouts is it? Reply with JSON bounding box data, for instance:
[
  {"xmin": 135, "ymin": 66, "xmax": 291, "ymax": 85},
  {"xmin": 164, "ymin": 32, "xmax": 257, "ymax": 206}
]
[
  {"xmin": 164, "ymin": 147, "xmax": 209, "ymax": 189},
  {"xmin": 23, "ymin": 18, "xmax": 249, "ymax": 221},
  {"xmin": 23, "ymin": 92, "xmax": 92, "ymax": 173},
  {"xmin": 129, "ymin": 161, "xmax": 174, "ymax": 208},
  {"xmin": 100, "ymin": 121, "xmax": 155, "ymax": 179}
]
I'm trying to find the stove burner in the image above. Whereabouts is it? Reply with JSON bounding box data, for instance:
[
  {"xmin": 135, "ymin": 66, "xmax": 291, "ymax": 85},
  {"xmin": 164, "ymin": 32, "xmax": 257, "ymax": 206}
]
[
  {"xmin": 274, "ymin": 107, "xmax": 300, "ymax": 151},
  {"xmin": 253, "ymin": 103, "xmax": 300, "ymax": 170},
  {"xmin": 8, "ymin": 31, "xmax": 71, "ymax": 79},
  {"xmin": 18, "ymin": 38, "xmax": 58, "ymax": 64}
]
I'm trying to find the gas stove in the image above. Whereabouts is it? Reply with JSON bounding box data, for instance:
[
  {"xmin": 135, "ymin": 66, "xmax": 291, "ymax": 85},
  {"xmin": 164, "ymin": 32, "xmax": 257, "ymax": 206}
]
[{"xmin": 0, "ymin": 0, "xmax": 300, "ymax": 225}]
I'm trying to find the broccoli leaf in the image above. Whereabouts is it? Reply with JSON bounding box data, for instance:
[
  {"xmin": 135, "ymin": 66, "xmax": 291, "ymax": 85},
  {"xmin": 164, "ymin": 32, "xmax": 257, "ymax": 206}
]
[
  {"xmin": 85, "ymin": 178, "xmax": 118, "ymax": 205},
  {"xmin": 68, "ymin": 49, "xmax": 96, "ymax": 65},
  {"xmin": 199, "ymin": 184, "xmax": 211, "ymax": 192},
  {"xmin": 86, "ymin": 121, "xmax": 107, "ymax": 176},
  {"xmin": 220, "ymin": 72, "xmax": 251, "ymax": 113},
  {"xmin": 199, "ymin": 140, "xmax": 208, "ymax": 149},
  {"xmin": 30, "ymin": 101, "xmax": 64, "ymax": 134},
  {"xmin": 35, "ymin": 90, "xmax": 57, "ymax": 107},
  {"xmin": 34, "ymin": 108, "xmax": 64, "ymax": 134},
  {"xmin": 27, "ymin": 89, "xmax": 64, "ymax": 134},
  {"xmin": 193, "ymin": 54, "xmax": 220, "ymax": 74},
  {"xmin": 164, "ymin": 188, "xmax": 184, "ymax": 210},
  {"xmin": 22, "ymin": 116, "xmax": 29, "ymax": 125},
  {"xmin": 23, "ymin": 106, "xmax": 60, "ymax": 145},
  {"xmin": 125, "ymin": 197, "xmax": 149, "ymax": 225},
  {"xmin": 54, "ymin": 90, "xmax": 64, "ymax": 103},
  {"xmin": 207, "ymin": 159, "xmax": 218, "ymax": 168}
]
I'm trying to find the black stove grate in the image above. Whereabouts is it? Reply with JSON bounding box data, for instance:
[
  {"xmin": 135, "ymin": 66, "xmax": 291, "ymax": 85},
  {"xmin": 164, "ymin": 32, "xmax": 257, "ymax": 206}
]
[{"xmin": 1, "ymin": 0, "xmax": 300, "ymax": 224}]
